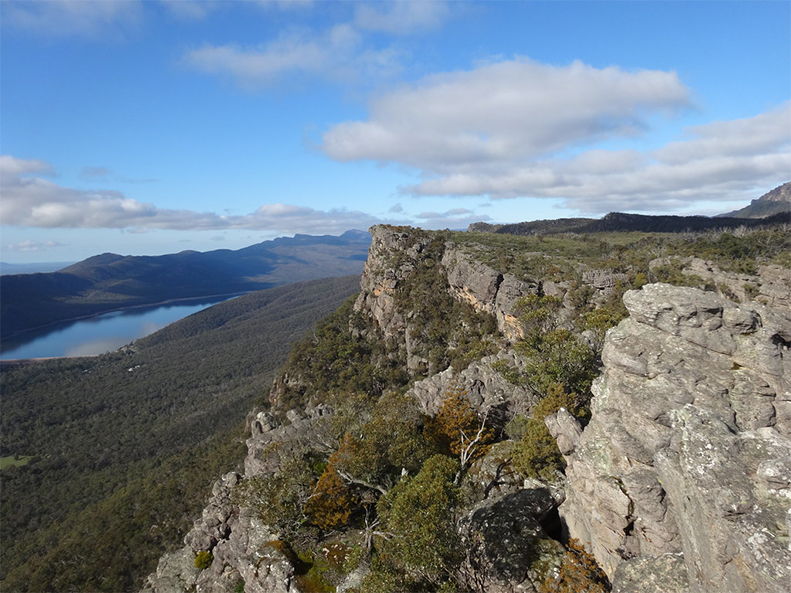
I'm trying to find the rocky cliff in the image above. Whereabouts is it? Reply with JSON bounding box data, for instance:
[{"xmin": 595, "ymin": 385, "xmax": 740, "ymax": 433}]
[
  {"xmin": 550, "ymin": 283, "xmax": 791, "ymax": 592},
  {"xmin": 143, "ymin": 225, "xmax": 791, "ymax": 593}
]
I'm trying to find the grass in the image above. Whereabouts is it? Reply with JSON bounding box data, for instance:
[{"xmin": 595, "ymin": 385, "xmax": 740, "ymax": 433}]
[{"xmin": 0, "ymin": 455, "xmax": 35, "ymax": 470}]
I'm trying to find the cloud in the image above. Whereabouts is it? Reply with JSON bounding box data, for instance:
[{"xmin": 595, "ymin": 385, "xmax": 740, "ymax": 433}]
[
  {"xmin": 407, "ymin": 103, "xmax": 791, "ymax": 213},
  {"xmin": 322, "ymin": 58, "xmax": 690, "ymax": 170},
  {"xmin": 0, "ymin": 155, "xmax": 56, "ymax": 177},
  {"xmin": 321, "ymin": 57, "xmax": 790, "ymax": 213},
  {"xmin": 81, "ymin": 166, "xmax": 113, "ymax": 179},
  {"xmin": 415, "ymin": 208, "xmax": 490, "ymax": 229},
  {"xmin": 183, "ymin": 23, "xmax": 403, "ymax": 87},
  {"xmin": 354, "ymin": 1, "xmax": 450, "ymax": 35},
  {"xmin": 0, "ymin": 156, "xmax": 392, "ymax": 234},
  {"xmin": 3, "ymin": 0, "xmax": 144, "ymax": 38},
  {"xmin": 388, "ymin": 203, "xmax": 404, "ymax": 213},
  {"xmin": 4, "ymin": 240, "xmax": 66, "ymax": 253}
]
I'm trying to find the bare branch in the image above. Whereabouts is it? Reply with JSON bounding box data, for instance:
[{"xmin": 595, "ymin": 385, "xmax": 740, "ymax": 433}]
[{"xmin": 336, "ymin": 469, "xmax": 388, "ymax": 496}]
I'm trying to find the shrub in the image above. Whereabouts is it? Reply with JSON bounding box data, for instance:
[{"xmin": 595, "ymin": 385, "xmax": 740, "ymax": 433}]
[
  {"xmin": 376, "ymin": 455, "xmax": 462, "ymax": 585},
  {"xmin": 194, "ymin": 550, "xmax": 213, "ymax": 570},
  {"xmin": 512, "ymin": 384, "xmax": 585, "ymax": 481},
  {"xmin": 425, "ymin": 386, "xmax": 494, "ymax": 466},
  {"xmin": 304, "ymin": 464, "xmax": 355, "ymax": 531},
  {"xmin": 232, "ymin": 455, "xmax": 314, "ymax": 536}
]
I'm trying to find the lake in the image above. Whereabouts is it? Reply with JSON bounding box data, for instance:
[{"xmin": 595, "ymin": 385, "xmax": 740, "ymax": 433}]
[{"xmin": 0, "ymin": 296, "xmax": 236, "ymax": 360}]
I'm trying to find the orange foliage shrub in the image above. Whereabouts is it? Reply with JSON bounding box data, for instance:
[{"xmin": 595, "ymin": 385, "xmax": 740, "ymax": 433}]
[
  {"xmin": 426, "ymin": 386, "xmax": 494, "ymax": 464},
  {"xmin": 304, "ymin": 463, "xmax": 355, "ymax": 531}
]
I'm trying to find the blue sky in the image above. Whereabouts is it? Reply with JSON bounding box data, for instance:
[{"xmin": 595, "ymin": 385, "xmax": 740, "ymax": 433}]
[{"xmin": 1, "ymin": 0, "xmax": 789, "ymax": 263}]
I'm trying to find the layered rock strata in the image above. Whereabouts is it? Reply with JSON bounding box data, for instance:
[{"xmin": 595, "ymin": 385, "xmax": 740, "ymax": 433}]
[{"xmin": 550, "ymin": 283, "xmax": 791, "ymax": 592}]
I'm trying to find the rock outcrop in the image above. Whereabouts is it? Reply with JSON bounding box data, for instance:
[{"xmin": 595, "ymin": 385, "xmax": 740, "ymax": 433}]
[
  {"xmin": 650, "ymin": 256, "xmax": 791, "ymax": 314},
  {"xmin": 550, "ymin": 283, "xmax": 791, "ymax": 592},
  {"xmin": 142, "ymin": 407, "xmax": 334, "ymax": 593},
  {"xmin": 142, "ymin": 473, "xmax": 296, "ymax": 593}
]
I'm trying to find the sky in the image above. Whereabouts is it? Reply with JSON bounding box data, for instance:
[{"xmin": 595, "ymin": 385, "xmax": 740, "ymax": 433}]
[{"xmin": 1, "ymin": 0, "xmax": 789, "ymax": 263}]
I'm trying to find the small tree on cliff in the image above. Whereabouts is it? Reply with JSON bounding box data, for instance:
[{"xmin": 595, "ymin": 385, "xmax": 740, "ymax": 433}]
[{"xmin": 426, "ymin": 385, "xmax": 495, "ymax": 484}]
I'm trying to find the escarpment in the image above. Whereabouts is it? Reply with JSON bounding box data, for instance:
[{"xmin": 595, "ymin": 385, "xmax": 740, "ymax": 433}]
[
  {"xmin": 551, "ymin": 283, "xmax": 791, "ymax": 592},
  {"xmin": 143, "ymin": 225, "xmax": 791, "ymax": 593}
]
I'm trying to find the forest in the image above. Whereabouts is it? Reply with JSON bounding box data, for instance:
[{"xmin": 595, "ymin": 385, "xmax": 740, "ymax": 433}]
[{"xmin": 0, "ymin": 275, "xmax": 360, "ymax": 592}]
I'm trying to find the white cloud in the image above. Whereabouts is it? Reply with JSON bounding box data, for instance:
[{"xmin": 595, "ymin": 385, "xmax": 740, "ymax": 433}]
[
  {"xmin": 4, "ymin": 240, "xmax": 66, "ymax": 252},
  {"xmin": 354, "ymin": 1, "xmax": 449, "ymax": 35},
  {"xmin": 3, "ymin": 0, "xmax": 144, "ymax": 38},
  {"xmin": 183, "ymin": 22, "xmax": 403, "ymax": 87},
  {"xmin": 321, "ymin": 57, "xmax": 791, "ymax": 214},
  {"xmin": 0, "ymin": 155, "xmax": 56, "ymax": 177},
  {"xmin": 407, "ymin": 103, "xmax": 791, "ymax": 213},
  {"xmin": 414, "ymin": 207, "xmax": 490, "ymax": 229},
  {"xmin": 0, "ymin": 156, "xmax": 391, "ymax": 234},
  {"xmin": 322, "ymin": 58, "xmax": 690, "ymax": 170}
]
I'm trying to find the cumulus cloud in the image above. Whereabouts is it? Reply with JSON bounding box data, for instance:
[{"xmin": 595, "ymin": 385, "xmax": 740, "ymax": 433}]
[
  {"xmin": 407, "ymin": 103, "xmax": 791, "ymax": 213},
  {"xmin": 321, "ymin": 57, "xmax": 790, "ymax": 213},
  {"xmin": 0, "ymin": 156, "xmax": 390, "ymax": 234},
  {"xmin": 354, "ymin": 1, "xmax": 450, "ymax": 35},
  {"xmin": 322, "ymin": 58, "xmax": 690, "ymax": 170},
  {"xmin": 3, "ymin": 0, "xmax": 144, "ymax": 38}
]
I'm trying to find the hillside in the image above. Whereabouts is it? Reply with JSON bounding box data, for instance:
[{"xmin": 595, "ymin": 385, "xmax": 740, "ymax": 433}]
[
  {"xmin": 0, "ymin": 230, "xmax": 370, "ymax": 339},
  {"xmin": 468, "ymin": 209, "xmax": 790, "ymax": 236},
  {"xmin": 718, "ymin": 181, "xmax": 791, "ymax": 218},
  {"xmin": 0, "ymin": 275, "xmax": 360, "ymax": 592},
  {"xmin": 142, "ymin": 224, "xmax": 791, "ymax": 593}
]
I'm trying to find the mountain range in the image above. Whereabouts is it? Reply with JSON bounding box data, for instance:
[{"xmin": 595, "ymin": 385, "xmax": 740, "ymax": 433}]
[
  {"xmin": 0, "ymin": 230, "xmax": 370, "ymax": 339},
  {"xmin": 469, "ymin": 182, "xmax": 790, "ymax": 235}
]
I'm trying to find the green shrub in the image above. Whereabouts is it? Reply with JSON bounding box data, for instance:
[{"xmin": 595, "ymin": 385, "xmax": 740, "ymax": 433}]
[{"xmin": 376, "ymin": 455, "xmax": 462, "ymax": 585}]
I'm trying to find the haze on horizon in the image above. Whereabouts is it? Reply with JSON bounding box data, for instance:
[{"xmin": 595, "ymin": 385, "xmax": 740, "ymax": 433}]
[{"xmin": 1, "ymin": 0, "xmax": 789, "ymax": 264}]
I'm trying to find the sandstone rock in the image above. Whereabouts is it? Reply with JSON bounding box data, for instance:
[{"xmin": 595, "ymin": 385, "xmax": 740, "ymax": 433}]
[
  {"xmin": 143, "ymin": 547, "xmax": 201, "ymax": 593},
  {"xmin": 654, "ymin": 407, "xmax": 791, "ymax": 593},
  {"xmin": 458, "ymin": 488, "xmax": 563, "ymax": 593},
  {"xmin": 245, "ymin": 405, "xmax": 333, "ymax": 476},
  {"xmin": 649, "ymin": 256, "xmax": 791, "ymax": 314},
  {"xmin": 557, "ymin": 283, "xmax": 791, "ymax": 592},
  {"xmin": 544, "ymin": 408, "xmax": 583, "ymax": 455},
  {"xmin": 611, "ymin": 553, "xmax": 689, "ymax": 593},
  {"xmin": 409, "ymin": 349, "xmax": 536, "ymax": 423}
]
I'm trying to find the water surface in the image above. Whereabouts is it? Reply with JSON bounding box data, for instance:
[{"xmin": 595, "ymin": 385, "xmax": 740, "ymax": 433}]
[{"xmin": 1, "ymin": 296, "xmax": 234, "ymax": 360}]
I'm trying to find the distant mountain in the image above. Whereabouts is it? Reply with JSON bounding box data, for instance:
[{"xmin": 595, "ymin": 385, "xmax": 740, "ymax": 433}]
[
  {"xmin": 717, "ymin": 182, "xmax": 791, "ymax": 218},
  {"xmin": 468, "ymin": 211, "xmax": 790, "ymax": 236},
  {"xmin": 0, "ymin": 230, "xmax": 370, "ymax": 339},
  {"xmin": 0, "ymin": 261, "xmax": 75, "ymax": 275}
]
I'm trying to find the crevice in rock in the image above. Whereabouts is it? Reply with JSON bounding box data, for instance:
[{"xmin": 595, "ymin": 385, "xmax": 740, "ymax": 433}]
[{"xmin": 540, "ymin": 505, "xmax": 563, "ymax": 542}]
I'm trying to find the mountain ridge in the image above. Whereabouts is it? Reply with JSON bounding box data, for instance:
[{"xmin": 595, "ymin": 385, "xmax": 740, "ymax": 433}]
[
  {"xmin": 717, "ymin": 181, "xmax": 791, "ymax": 218},
  {"xmin": 0, "ymin": 230, "xmax": 371, "ymax": 339}
]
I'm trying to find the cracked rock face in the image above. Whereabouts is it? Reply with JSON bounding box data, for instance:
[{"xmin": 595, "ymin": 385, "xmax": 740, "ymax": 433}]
[
  {"xmin": 142, "ymin": 472, "xmax": 297, "ymax": 593},
  {"xmin": 554, "ymin": 283, "xmax": 791, "ymax": 592}
]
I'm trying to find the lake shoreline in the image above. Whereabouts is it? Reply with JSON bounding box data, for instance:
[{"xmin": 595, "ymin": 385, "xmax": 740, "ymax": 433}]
[
  {"xmin": 1, "ymin": 291, "xmax": 250, "ymax": 342},
  {"xmin": 0, "ymin": 292, "xmax": 248, "ymax": 361}
]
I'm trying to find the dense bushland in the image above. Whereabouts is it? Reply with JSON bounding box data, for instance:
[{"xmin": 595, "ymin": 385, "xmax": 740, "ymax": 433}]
[{"xmin": 0, "ymin": 276, "xmax": 359, "ymax": 592}]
